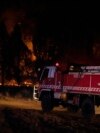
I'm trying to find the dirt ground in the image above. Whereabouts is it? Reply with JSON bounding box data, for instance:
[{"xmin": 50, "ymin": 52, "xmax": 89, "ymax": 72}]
[{"xmin": 0, "ymin": 97, "xmax": 100, "ymax": 133}]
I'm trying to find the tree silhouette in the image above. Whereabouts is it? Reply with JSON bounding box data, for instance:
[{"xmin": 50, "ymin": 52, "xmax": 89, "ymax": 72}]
[{"xmin": 0, "ymin": 21, "xmax": 31, "ymax": 84}]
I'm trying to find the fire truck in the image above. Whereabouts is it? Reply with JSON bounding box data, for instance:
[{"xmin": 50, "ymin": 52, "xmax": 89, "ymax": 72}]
[{"xmin": 38, "ymin": 64, "xmax": 100, "ymax": 117}]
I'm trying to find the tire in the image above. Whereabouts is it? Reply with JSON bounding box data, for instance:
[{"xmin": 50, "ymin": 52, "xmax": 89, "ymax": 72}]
[
  {"xmin": 62, "ymin": 101, "xmax": 67, "ymax": 108},
  {"xmin": 67, "ymin": 104, "xmax": 79, "ymax": 113},
  {"xmin": 81, "ymin": 98, "xmax": 95, "ymax": 119},
  {"xmin": 41, "ymin": 93, "xmax": 54, "ymax": 112}
]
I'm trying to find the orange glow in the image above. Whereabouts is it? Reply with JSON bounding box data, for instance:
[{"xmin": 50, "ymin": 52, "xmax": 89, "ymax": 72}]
[
  {"xmin": 31, "ymin": 54, "xmax": 37, "ymax": 61},
  {"xmin": 22, "ymin": 34, "xmax": 37, "ymax": 62},
  {"xmin": 5, "ymin": 79, "xmax": 18, "ymax": 86}
]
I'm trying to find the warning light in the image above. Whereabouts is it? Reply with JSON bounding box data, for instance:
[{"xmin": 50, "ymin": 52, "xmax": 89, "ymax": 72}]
[{"xmin": 55, "ymin": 62, "xmax": 59, "ymax": 67}]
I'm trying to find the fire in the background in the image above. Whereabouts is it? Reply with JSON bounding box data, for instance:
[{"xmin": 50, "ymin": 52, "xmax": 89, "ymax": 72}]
[
  {"xmin": 0, "ymin": 8, "xmax": 37, "ymax": 85},
  {"xmin": 2, "ymin": 9, "xmax": 36, "ymax": 60},
  {"xmin": 22, "ymin": 33, "xmax": 36, "ymax": 62}
]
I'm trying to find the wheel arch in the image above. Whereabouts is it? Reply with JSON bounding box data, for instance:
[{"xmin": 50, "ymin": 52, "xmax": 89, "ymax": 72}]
[{"xmin": 39, "ymin": 89, "xmax": 54, "ymax": 100}]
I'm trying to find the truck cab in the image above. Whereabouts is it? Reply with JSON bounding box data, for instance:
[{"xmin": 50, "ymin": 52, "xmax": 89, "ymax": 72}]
[{"xmin": 38, "ymin": 65, "xmax": 64, "ymax": 111}]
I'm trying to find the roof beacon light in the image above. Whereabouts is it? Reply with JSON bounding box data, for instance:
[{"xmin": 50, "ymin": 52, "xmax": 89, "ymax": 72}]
[{"xmin": 55, "ymin": 62, "xmax": 59, "ymax": 67}]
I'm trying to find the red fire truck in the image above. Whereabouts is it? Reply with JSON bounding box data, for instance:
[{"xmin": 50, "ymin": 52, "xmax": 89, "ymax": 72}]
[{"xmin": 38, "ymin": 64, "xmax": 100, "ymax": 117}]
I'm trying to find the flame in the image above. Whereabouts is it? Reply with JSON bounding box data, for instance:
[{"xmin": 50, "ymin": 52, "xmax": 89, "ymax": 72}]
[{"xmin": 22, "ymin": 34, "xmax": 37, "ymax": 61}]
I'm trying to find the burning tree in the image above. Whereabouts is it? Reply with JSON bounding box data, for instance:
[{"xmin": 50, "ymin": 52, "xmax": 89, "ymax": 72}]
[{"xmin": 0, "ymin": 8, "xmax": 37, "ymax": 85}]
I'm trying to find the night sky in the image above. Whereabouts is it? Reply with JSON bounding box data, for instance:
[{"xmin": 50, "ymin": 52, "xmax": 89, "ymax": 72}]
[{"xmin": 0, "ymin": 1, "xmax": 100, "ymax": 49}]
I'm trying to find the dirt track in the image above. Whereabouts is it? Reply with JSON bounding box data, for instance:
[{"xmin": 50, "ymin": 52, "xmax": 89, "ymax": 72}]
[
  {"xmin": 0, "ymin": 97, "xmax": 41, "ymax": 110},
  {"xmin": 0, "ymin": 97, "xmax": 100, "ymax": 113},
  {"xmin": 0, "ymin": 97, "xmax": 100, "ymax": 133}
]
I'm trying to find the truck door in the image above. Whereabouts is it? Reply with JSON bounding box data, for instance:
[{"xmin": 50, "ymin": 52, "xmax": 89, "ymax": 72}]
[
  {"xmin": 40, "ymin": 66, "xmax": 56, "ymax": 89},
  {"xmin": 54, "ymin": 70, "xmax": 62, "ymax": 91}
]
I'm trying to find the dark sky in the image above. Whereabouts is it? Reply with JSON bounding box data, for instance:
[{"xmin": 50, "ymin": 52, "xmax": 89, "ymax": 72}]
[
  {"xmin": 0, "ymin": 0, "xmax": 100, "ymax": 46},
  {"xmin": 0, "ymin": 1, "xmax": 100, "ymax": 66}
]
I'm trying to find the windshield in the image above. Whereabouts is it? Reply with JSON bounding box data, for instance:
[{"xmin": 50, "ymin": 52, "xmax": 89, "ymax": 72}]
[{"xmin": 40, "ymin": 68, "xmax": 49, "ymax": 81}]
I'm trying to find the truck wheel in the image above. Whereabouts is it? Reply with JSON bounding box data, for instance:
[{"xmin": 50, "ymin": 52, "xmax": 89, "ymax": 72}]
[
  {"xmin": 62, "ymin": 101, "xmax": 67, "ymax": 108},
  {"xmin": 81, "ymin": 98, "xmax": 95, "ymax": 119},
  {"xmin": 67, "ymin": 104, "xmax": 79, "ymax": 113},
  {"xmin": 41, "ymin": 94, "xmax": 53, "ymax": 112}
]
